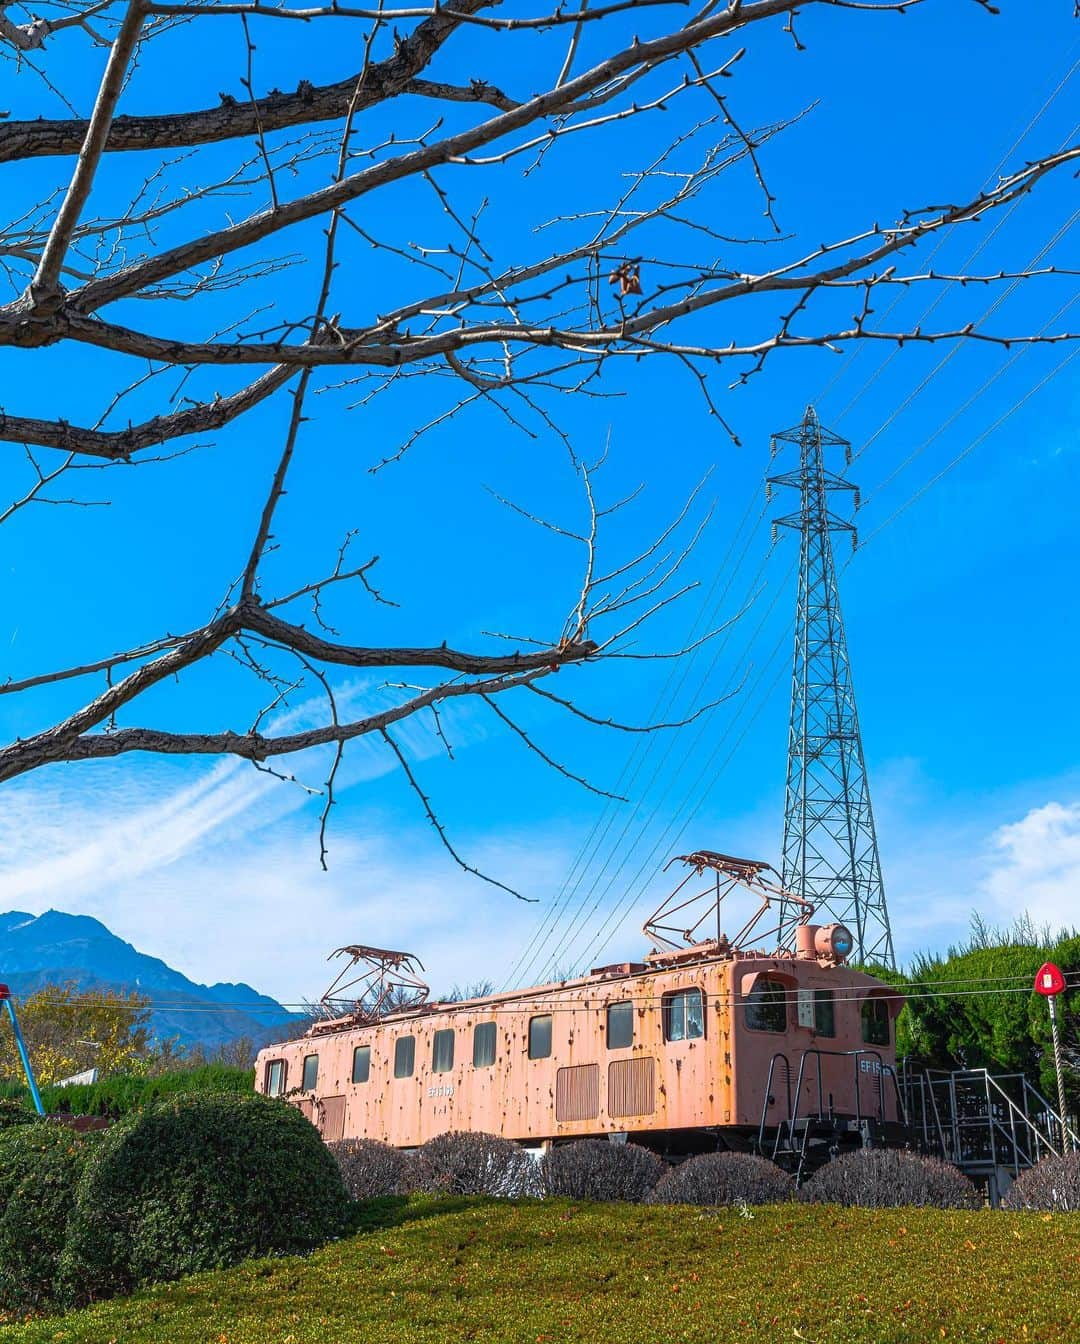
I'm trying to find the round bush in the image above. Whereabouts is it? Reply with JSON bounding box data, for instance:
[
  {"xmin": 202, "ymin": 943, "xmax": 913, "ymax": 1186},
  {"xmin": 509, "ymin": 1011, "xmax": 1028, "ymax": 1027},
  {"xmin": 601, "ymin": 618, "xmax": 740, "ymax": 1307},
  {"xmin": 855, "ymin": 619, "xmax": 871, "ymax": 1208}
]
[
  {"xmin": 541, "ymin": 1139, "xmax": 664, "ymax": 1203},
  {"xmin": 1002, "ymin": 1152, "xmax": 1080, "ymax": 1211},
  {"xmin": 799, "ymin": 1148, "xmax": 980, "ymax": 1209},
  {"xmin": 647, "ymin": 1151, "xmax": 794, "ymax": 1207},
  {"xmin": 328, "ymin": 1136, "xmax": 410, "ymax": 1201},
  {"xmin": 0, "ymin": 1123, "xmax": 94, "ymax": 1311},
  {"xmin": 58, "ymin": 1093, "xmax": 351, "ymax": 1304},
  {"xmin": 408, "ymin": 1130, "xmax": 542, "ymax": 1197}
]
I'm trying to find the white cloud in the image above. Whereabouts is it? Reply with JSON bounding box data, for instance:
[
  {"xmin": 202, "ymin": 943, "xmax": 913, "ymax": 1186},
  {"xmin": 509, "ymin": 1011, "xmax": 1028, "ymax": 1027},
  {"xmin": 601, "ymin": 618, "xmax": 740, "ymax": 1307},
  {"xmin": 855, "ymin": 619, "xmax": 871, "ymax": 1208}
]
[{"xmin": 979, "ymin": 800, "xmax": 1080, "ymax": 932}]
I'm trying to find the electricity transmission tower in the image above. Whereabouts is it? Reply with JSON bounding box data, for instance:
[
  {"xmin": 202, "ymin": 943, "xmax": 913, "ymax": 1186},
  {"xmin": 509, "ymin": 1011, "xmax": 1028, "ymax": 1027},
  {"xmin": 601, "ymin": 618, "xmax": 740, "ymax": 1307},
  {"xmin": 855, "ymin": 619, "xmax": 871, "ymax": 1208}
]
[{"xmin": 767, "ymin": 406, "xmax": 895, "ymax": 968}]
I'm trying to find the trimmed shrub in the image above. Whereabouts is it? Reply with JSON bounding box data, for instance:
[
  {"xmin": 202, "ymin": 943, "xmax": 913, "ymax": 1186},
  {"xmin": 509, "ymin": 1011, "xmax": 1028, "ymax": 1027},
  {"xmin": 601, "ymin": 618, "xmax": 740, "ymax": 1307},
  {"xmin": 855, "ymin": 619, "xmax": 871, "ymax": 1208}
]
[
  {"xmin": 799, "ymin": 1148, "xmax": 980, "ymax": 1209},
  {"xmin": 58, "ymin": 1092, "xmax": 351, "ymax": 1304},
  {"xmin": 0, "ymin": 1097, "xmax": 38, "ymax": 1129},
  {"xmin": 408, "ymin": 1131, "xmax": 542, "ymax": 1198},
  {"xmin": 1002, "ymin": 1152, "xmax": 1080, "ymax": 1211},
  {"xmin": 647, "ymin": 1151, "xmax": 794, "ymax": 1206},
  {"xmin": 541, "ymin": 1139, "xmax": 663, "ymax": 1203},
  {"xmin": 0, "ymin": 1123, "xmax": 94, "ymax": 1310},
  {"xmin": 328, "ymin": 1136, "xmax": 411, "ymax": 1200}
]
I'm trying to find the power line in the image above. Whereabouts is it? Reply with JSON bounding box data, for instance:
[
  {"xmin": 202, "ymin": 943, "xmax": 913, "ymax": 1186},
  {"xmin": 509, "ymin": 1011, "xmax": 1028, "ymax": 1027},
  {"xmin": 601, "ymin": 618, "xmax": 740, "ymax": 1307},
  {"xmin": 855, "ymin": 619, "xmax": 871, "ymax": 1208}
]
[
  {"xmin": 844, "ymin": 203, "xmax": 1078, "ymax": 466},
  {"xmin": 503, "ymin": 490, "xmax": 766, "ymax": 991},
  {"xmin": 532, "ymin": 549, "xmax": 792, "ymax": 982},
  {"xmin": 511, "ymin": 519, "xmax": 780, "ymax": 989},
  {"xmin": 506, "ymin": 54, "xmax": 1080, "ymax": 996},
  {"xmin": 817, "ymin": 51, "xmax": 1079, "ymax": 415},
  {"xmin": 858, "ymin": 342, "xmax": 1080, "ymax": 549},
  {"xmin": 10, "ymin": 971, "xmax": 1077, "ymax": 1017},
  {"xmin": 851, "ymin": 292, "xmax": 1078, "ymax": 525}
]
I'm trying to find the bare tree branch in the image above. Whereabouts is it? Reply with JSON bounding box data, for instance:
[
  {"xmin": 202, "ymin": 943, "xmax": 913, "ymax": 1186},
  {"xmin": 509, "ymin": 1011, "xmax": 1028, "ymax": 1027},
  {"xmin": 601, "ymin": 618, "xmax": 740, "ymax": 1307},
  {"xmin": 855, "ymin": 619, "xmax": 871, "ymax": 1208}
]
[{"xmin": 0, "ymin": 0, "xmax": 1072, "ymax": 894}]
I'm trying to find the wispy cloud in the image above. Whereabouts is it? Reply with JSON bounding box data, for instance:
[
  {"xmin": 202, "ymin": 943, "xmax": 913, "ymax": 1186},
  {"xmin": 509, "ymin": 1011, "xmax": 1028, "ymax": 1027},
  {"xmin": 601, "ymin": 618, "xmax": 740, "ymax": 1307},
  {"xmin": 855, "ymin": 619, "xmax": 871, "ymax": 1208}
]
[{"xmin": 0, "ymin": 677, "xmax": 524, "ymax": 999}]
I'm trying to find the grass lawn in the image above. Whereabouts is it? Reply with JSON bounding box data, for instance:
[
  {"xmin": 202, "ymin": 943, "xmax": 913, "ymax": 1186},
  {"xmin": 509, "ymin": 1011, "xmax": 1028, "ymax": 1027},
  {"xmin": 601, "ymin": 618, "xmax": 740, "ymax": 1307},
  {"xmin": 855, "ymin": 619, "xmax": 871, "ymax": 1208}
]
[{"xmin": 2, "ymin": 1198, "xmax": 1078, "ymax": 1344}]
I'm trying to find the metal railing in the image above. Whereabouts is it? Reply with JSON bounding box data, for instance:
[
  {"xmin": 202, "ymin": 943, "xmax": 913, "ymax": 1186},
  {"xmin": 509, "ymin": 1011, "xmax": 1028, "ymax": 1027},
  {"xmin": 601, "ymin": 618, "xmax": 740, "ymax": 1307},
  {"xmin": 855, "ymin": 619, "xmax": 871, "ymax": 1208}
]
[{"xmin": 899, "ymin": 1064, "xmax": 1079, "ymax": 1176}]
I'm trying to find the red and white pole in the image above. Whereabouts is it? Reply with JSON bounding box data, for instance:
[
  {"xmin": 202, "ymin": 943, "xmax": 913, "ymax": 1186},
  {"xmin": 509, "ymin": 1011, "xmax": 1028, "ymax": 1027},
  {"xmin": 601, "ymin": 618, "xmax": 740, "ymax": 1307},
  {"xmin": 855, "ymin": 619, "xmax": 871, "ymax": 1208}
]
[{"xmin": 1034, "ymin": 962, "xmax": 1071, "ymax": 1153}]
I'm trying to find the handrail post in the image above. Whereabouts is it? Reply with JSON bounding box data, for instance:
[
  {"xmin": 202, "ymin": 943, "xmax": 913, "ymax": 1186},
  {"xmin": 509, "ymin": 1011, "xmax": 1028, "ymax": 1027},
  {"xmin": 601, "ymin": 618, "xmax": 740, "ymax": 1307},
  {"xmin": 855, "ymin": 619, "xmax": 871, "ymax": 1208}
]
[{"xmin": 984, "ymin": 1071, "xmax": 998, "ymax": 1173}]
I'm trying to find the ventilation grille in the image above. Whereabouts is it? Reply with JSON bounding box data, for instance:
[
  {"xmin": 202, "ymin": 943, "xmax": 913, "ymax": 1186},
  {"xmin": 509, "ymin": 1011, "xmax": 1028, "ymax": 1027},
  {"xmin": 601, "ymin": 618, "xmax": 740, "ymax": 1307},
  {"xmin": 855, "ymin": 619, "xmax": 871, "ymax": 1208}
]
[
  {"xmin": 318, "ymin": 1095, "xmax": 346, "ymax": 1142},
  {"xmin": 608, "ymin": 1057, "xmax": 656, "ymax": 1117},
  {"xmin": 555, "ymin": 1064, "xmax": 600, "ymax": 1122}
]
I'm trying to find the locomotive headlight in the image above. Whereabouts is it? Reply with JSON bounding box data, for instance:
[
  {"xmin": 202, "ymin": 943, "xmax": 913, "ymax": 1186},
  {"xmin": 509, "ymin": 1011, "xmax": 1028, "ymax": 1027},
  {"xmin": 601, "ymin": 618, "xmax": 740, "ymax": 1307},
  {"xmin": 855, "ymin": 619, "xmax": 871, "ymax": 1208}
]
[{"xmin": 815, "ymin": 923, "xmax": 854, "ymax": 962}]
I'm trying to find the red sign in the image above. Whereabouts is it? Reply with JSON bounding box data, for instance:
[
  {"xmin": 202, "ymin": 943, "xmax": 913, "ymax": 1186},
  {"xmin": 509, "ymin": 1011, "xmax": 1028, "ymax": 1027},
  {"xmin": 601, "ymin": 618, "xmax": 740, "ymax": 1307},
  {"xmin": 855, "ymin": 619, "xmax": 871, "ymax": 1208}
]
[{"xmin": 1034, "ymin": 962, "xmax": 1066, "ymax": 997}]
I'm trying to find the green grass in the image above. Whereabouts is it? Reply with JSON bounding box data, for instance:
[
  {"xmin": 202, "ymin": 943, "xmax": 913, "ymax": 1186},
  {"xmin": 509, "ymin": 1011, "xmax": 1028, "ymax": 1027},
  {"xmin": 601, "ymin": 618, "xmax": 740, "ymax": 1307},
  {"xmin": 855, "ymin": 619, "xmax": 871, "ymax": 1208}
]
[{"xmin": 2, "ymin": 1198, "xmax": 1078, "ymax": 1344}]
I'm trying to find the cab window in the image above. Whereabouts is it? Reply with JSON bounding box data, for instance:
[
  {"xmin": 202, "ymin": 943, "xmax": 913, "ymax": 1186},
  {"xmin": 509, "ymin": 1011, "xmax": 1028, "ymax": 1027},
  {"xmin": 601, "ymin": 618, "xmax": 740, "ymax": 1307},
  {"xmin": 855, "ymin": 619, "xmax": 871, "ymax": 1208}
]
[
  {"xmin": 351, "ymin": 1045, "xmax": 370, "ymax": 1084},
  {"xmin": 861, "ymin": 998, "xmax": 890, "ymax": 1046},
  {"xmin": 528, "ymin": 1014, "xmax": 552, "ymax": 1059},
  {"xmin": 473, "ymin": 1021, "xmax": 497, "ymax": 1068},
  {"xmin": 663, "ymin": 988, "xmax": 704, "ymax": 1043},
  {"xmin": 301, "ymin": 1053, "xmax": 319, "ymax": 1091},
  {"xmin": 394, "ymin": 1034, "xmax": 416, "ymax": 1078},
  {"xmin": 606, "ymin": 1001, "xmax": 634, "ymax": 1050},
  {"xmin": 265, "ymin": 1059, "xmax": 286, "ymax": 1096},
  {"xmin": 745, "ymin": 977, "xmax": 787, "ymax": 1033},
  {"xmin": 432, "ymin": 1028, "xmax": 455, "ymax": 1074}
]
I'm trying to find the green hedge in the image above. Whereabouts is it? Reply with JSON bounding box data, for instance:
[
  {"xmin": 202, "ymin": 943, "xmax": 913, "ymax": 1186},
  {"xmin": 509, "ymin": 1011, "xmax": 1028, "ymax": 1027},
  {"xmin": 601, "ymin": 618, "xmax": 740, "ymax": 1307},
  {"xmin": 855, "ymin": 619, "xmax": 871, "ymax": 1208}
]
[
  {"xmin": 58, "ymin": 1092, "xmax": 351, "ymax": 1305},
  {"xmin": 0, "ymin": 1124, "xmax": 95, "ymax": 1311},
  {"xmin": 44, "ymin": 1064, "xmax": 254, "ymax": 1117},
  {"xmin": 1, "ymin": 1064, "xmax": 253, "ymax": 1118}
]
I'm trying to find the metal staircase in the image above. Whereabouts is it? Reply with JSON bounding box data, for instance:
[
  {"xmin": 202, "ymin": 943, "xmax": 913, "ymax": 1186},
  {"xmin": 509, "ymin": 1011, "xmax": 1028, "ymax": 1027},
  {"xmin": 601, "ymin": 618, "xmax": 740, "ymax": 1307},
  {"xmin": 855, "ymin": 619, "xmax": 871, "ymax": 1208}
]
[
  {"xmin": 899, "ymin": 1064, "xmax": 1079, "ymax": 1201},
  {"xmin": 757, "ymin": 1051, "xmax": 1078, "ymax": 1201}
]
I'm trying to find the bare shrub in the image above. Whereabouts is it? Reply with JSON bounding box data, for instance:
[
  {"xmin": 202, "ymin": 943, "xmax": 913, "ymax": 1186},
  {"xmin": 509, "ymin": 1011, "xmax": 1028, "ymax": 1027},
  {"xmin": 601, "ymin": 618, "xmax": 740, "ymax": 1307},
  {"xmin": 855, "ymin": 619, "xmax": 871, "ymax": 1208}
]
[
  {"xmin": 1001, "ymin": 1153, "xmax": 1080, "ymax": 1212},
  {"xmin": 327, "ymin": 1138, "xmax": 409, "ymax": 1202},
  {"xmin": 647, "ymin": 1152, "xmax": 793, "ymax": 1207},
  {"xmin": 408, "ymin": 1131, "xmax": 541, "ymax": 1198},
  {"xmin": 541, "ymin": 1140, "xmax": 663, "ymax": 1203},
  {"xmin": 799, "ymin": 1149, "xmax": 980, "ymax": 1210}
]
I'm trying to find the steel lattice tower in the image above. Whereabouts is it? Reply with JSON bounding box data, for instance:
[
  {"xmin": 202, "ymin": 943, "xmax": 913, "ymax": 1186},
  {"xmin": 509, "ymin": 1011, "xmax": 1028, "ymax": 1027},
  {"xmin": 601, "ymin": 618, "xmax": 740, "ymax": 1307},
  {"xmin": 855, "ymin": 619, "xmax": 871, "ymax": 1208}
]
[{"xmin": 766, "ymin": 405, "xmax": 895, "ymax": 968}]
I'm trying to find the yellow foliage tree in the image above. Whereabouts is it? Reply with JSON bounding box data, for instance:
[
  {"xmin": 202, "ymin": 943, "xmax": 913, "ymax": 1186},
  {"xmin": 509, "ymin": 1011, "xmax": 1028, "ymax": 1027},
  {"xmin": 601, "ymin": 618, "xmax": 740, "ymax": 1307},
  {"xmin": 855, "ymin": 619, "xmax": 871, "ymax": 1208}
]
[{"xmin": 0, "ymin": 983, "xmax": 153, "ymax": 1087}]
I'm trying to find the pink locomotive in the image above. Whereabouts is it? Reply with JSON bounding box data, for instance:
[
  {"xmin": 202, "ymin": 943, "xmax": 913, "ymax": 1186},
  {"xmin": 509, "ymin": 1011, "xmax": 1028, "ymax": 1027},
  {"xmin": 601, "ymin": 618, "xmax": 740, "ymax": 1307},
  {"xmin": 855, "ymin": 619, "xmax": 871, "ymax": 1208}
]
[{"xmin": 255, "ymin": 853, "xmax": 905, "ymax": 1166}]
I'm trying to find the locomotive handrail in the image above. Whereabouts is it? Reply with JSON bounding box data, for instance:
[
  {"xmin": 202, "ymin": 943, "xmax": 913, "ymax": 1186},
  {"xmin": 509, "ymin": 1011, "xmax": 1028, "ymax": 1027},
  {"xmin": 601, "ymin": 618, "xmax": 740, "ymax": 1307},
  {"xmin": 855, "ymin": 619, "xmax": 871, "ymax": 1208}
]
[
  {"xmin": 759, "ymin": 1047, "xmax": 906, "ymax": 1174},
  {"xmin": 789, "ymin": 1047, "xmax": 893, "ymax": 1132},
  {"xmin": 758, "ymin": 1052, "xmax": 794, "ymax": 1157}
]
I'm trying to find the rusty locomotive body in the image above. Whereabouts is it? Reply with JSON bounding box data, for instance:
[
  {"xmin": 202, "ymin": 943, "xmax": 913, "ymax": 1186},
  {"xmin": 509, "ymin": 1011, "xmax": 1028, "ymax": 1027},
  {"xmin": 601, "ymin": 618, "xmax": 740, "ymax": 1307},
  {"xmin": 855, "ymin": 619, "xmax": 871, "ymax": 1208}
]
[{"xmin": 255, "ymin": 853, "xmax": 906, "ymax": 1160}]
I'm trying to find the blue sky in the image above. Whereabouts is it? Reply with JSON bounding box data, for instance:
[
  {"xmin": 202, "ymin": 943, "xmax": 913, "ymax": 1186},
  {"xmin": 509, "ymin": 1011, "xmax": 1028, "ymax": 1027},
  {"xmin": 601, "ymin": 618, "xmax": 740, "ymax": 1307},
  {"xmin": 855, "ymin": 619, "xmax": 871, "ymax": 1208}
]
[{"xmin": 0, "ymin": 2, "xmax": 1076, "ymax": 1005}]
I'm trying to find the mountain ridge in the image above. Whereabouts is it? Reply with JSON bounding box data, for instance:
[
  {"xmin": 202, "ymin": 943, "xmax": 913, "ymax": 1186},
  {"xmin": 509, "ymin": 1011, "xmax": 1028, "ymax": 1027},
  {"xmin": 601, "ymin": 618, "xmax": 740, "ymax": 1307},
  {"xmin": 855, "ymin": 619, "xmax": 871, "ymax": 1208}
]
[{"xmin": 0, "ymin": 908, "xmax": 299, "ymax": 1049}]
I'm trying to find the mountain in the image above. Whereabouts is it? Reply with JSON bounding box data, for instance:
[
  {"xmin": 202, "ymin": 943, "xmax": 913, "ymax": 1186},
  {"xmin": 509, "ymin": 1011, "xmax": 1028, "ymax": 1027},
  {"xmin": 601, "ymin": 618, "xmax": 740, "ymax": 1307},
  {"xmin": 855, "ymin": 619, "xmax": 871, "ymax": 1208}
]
[{"xmin": 0, "ymin": 909, "xmax": 300, "ymax": 1049}]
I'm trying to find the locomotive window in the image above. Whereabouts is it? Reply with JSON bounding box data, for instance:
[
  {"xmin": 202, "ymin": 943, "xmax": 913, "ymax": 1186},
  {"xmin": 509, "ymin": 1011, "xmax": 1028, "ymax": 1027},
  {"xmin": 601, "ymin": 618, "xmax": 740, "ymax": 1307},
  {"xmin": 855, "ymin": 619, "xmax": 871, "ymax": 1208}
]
[
  {"xmin": 606, "ymin": 1001, "xmax": 634, "ymax": 1050},
  {"xmin": 301, "ymin": 1054, "xmax": 319, "ymax": 1091},
  {"xmin": 744, "ymin": 978, "xmax": 787, "ymax": 1033},
  {"xmin": 663, "ymin": 988, "xmax": 704, "ymax": 1043},
  {"xmin": 394, "ymin": 1034, "xmax": 416, "ymax": 1078},
  {"xmin": 814, "ymin": 990, "xmax": 836, "ymax": 1038},
  {"xmin": 352, "ymin": 1045, "xmax": 370, "ymax": 1084},
  {"xmin": 473, "ymin": 1021, "xmax": 497, "ymax": 1068},
  {"xmin": 861, "ymin": 998, "xmax": 890, "ymax": 1046},
  {"xmin": 528, "ymin": 1014, "xmax": 553, "ymax": 1060},
  {"xmin": 265, "ymin": 1059, "xmax": 286, "ymax": 1096},
  {"xmin": 432, "ymin": 1028, "xmax": 455, "ymax": 1074}
]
